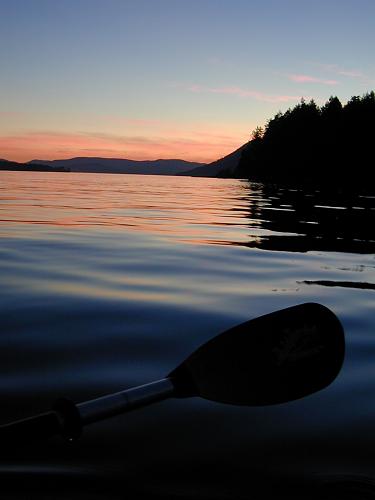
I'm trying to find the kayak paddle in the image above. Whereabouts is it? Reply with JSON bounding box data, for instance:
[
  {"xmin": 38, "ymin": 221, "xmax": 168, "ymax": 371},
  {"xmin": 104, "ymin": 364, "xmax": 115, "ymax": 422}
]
[{"xmin": 0, "ymin": 302, "xmax": 345, "ymax": 442}]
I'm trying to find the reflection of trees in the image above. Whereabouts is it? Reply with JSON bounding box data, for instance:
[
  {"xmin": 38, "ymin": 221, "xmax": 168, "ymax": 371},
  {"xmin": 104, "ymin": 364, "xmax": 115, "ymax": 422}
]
[{"xmin": 242, "ymin": 183, "xmax": 375, "ymax": 254}]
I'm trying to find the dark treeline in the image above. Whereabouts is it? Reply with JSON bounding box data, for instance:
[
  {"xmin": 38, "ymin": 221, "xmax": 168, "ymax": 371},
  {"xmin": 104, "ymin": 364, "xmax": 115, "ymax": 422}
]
[{"xmin": 231, "ymin": 92, "xmax": 375, "ymax": 191}]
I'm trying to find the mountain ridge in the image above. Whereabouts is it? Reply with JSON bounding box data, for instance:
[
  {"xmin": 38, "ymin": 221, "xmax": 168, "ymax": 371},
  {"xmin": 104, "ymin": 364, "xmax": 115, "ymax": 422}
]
[
  {"xmin": 179, "ymin": 144, "xmax": 247, "ymax": 177},
  {"xmin": 28, "ymin": 157, "xmax": 205, "ymax": 175}
]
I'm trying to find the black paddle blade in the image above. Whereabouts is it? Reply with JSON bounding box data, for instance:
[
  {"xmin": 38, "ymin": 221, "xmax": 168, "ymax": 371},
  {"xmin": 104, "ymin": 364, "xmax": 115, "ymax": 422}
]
[{"xmin": 169, "ymin": 303, "xmax": 345, "ymax": 406}]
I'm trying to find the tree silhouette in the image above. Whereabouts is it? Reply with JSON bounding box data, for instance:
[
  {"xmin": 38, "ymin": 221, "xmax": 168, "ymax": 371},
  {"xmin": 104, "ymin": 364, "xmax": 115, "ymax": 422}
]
[{"xmin": 235, "ymin": 92, "xmax": 375, "ymax": 192}]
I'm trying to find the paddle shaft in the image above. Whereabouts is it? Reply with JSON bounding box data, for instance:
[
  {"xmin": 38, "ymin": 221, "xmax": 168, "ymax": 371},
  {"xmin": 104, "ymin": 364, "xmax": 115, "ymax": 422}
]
[
  {"xmin": 78, "ymin": 378, "xmax": 175, "ymax": 424},
  {"xmin": 0, "ymin": 378, "xmax": 176, "ymax": 442}
]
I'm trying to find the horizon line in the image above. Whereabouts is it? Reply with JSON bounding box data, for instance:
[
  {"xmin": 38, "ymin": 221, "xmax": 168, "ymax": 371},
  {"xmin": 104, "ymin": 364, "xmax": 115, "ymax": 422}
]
[{"xmin": 1, "ymin": 154, "xmax": 210, "ymax": 165}]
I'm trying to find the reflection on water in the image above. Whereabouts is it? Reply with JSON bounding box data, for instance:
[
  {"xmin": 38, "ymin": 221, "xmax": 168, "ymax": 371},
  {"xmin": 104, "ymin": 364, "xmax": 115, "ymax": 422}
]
[
  {"xmin": 0, "ymin": 172, "xmax": 250, "ymax": 244},
  {"xmin": 1, "ymin": 171, "xmax": 375, "ymax": 498},
  {"xmin": 244, "ymin": 184, "xmax": 375, "ymax": 254},
  {"xmin": 2, "ymin": 173, "xmax": 374, "ymax": 255},
  {"xmin": 301, "ymin": 280, "xmax": 375, "ymax": 290}
]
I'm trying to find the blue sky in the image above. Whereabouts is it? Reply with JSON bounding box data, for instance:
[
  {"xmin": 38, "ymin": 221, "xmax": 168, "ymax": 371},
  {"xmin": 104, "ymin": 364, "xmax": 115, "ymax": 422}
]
[{"xmin": 1, "ymin": 0, "xmax": 374, "ymax": 162}]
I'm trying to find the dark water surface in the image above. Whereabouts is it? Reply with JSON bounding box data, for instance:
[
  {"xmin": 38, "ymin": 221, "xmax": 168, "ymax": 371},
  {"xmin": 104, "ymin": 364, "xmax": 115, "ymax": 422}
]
[{"xmin": 1, "ymin": 171, "xmax": 375, "ymax": 498}]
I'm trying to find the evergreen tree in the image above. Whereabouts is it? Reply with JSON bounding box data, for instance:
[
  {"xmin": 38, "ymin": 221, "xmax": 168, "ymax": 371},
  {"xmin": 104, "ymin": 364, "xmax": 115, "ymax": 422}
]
[{"xmin": 235, "ymin": 92, "xmax": 375, "ymax": 191}]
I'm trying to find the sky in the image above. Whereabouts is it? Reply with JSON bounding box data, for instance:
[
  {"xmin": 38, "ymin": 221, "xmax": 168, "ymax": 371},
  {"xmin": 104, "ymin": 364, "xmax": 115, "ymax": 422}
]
[{"xmin": 1, "ymin": 0, "xmax": 375, "ymax": 163}]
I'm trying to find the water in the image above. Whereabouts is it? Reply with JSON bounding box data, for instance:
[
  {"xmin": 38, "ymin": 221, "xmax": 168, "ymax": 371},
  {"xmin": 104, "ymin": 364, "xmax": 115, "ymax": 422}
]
[{"xmin": 1, "ymin": 171, "xmax": 375, "ymax": 498}]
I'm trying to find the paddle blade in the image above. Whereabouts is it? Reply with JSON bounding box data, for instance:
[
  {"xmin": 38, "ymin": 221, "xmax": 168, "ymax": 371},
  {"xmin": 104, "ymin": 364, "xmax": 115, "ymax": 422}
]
[{"xmin": 169, "ymin": 303, "xmax": 345, "ymax": 406}]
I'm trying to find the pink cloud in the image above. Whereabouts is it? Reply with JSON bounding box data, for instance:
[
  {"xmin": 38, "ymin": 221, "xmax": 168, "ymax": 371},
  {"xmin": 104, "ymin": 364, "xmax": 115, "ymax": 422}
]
[
  {"xmin": 337, "ymin": 69, "xmax": 364, "ymax": 78},
  {"xmin": 99, "ymin": 116, "xmax": 163, "ymax": 127},
  {"xmin": 288, "ymin": 74, "xmax": 339, "ymax": 85},
  {"xmin": 313, "ymin": 63, "xmax": 372, "ymax": 81},
  {"xmin": 207, "ymin": 56, "xmax": 223, "ymax": 65},
  {"xmin": 187, "ymin": 84, "xmax": 299, "ymax": 103},
  {"xmin": 0, "ymin": 111, "xmax": 27, "ymax": 118}
]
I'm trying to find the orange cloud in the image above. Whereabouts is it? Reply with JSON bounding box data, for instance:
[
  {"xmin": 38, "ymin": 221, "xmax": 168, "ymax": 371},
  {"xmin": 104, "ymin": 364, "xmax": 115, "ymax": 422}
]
[{"xmin": 0, "ymin": 129, "xmax": 247, "ymax": 163}]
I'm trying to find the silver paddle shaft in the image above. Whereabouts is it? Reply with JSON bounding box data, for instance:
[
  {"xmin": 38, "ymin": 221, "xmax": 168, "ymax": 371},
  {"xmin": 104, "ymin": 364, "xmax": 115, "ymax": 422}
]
[{"xmin": 77, "ymin": 378, "xmax": 175, "ymax": 425}]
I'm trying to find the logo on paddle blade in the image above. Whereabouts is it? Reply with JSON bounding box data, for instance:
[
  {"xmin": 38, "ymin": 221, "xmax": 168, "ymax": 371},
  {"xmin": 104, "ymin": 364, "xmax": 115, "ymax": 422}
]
[{"xmin": 272, "ymin": 325, "xmax": 324, "ymax": 367}]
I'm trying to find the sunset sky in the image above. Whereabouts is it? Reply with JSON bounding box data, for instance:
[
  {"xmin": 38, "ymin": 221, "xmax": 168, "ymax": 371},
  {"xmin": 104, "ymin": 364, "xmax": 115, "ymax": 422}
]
[{"xmin": 1, "ymin": 0, "xmax": 375, "ymax": 163}]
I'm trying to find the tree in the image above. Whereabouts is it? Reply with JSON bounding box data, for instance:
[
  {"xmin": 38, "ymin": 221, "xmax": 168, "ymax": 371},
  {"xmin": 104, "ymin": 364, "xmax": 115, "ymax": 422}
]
[
  {"xmin": 321, "ymin": 96, "xmax": 343, "ymax": 118},
  {"xmin": 251, "ymin": 126, "xmax": 264, "ymax": 141}
]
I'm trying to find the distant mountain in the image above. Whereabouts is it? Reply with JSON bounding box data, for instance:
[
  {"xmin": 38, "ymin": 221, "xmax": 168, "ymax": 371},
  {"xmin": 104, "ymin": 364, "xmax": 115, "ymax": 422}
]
[
  {"xmin": 179, "ymin": 144, "xmax": 247, "ymax": 177},
  {"xmin": 0, "ymin": 159, "xmax": 69, "ymax": 172},
  {"xmin": 29, "ymin": 157, "xmax": 205, "ymax": 175}
]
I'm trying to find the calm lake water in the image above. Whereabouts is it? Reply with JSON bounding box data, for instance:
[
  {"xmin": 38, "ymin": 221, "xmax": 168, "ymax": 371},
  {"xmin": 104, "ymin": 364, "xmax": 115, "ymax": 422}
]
[{"xmin": 1, "ymin": 171, "xmax": 375, "ymax": 498}]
